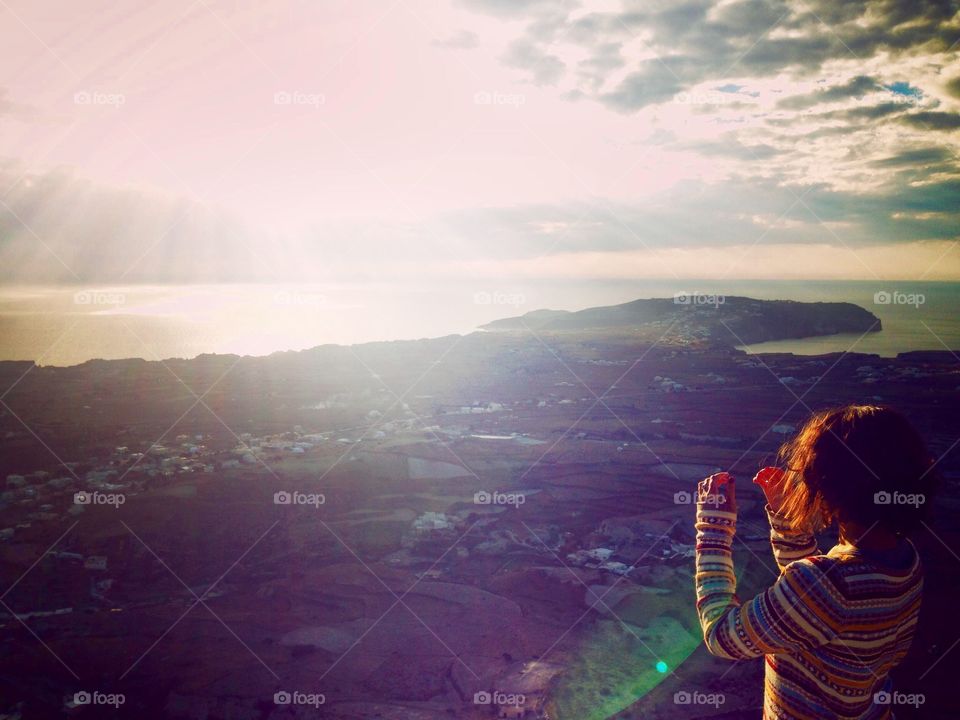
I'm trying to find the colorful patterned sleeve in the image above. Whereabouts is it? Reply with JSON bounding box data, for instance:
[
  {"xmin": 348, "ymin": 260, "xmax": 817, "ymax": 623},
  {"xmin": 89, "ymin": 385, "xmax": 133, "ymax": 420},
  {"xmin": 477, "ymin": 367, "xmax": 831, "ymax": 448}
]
[
  {"xmin": 695, "ymin": 501, "xmax": 839, "ymax": 660},
  {"xmin": 766, "ymin": 503, "xmax": 820, "ymax": 572}
]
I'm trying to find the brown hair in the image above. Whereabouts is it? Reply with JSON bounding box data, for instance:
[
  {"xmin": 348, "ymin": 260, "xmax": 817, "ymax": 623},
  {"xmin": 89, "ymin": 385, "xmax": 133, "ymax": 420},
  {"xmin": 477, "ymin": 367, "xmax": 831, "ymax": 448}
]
[{"xmin": 776, "ymin": 405, "xmax": 937, "ymax": 535}]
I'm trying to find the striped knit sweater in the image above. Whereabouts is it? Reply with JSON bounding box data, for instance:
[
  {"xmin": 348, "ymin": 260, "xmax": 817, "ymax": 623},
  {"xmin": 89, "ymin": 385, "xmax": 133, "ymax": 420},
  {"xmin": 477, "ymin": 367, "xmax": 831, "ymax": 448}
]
[{"xmin": 695, "ymin": 501, "xmax": 923, "ymax": 720}]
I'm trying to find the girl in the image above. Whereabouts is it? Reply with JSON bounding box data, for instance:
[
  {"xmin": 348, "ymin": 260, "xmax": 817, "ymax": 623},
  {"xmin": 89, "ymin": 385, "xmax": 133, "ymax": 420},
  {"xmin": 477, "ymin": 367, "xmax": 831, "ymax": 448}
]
[{"xmin": 695, "ymin": 404, "xmax": 937, "ymax": 719}]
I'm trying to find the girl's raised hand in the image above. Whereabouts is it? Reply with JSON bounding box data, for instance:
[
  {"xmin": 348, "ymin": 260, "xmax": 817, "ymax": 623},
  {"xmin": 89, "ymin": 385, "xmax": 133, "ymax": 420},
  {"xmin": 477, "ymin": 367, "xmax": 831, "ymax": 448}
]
[
  {"xmin": 697, "ymin": 471, "xmax": 736, "ymax": 512},
  {"xmin": 753, "ymin": 466, "xmax": 787, "ymax": 512}
]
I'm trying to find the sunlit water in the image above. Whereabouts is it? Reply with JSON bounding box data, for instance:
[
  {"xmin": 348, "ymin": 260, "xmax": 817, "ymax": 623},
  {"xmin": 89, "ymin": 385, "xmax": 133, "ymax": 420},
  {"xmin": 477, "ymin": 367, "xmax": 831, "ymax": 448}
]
[{"xmin": 0, "ymin": 280, "xmax": 957, "ymax": 366}]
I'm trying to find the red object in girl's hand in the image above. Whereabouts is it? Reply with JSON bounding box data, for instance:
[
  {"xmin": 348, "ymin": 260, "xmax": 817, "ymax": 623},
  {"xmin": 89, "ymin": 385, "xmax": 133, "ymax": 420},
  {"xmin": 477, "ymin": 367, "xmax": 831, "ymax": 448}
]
[
  {"xmin": 753, "ymin": 466, "xmax": 788, "ymax": 512},
  {"xmin": 711, "ymin": 471, "xmax": 733, "ymax": 487},
  {"xmin": 698, "ymin": 472, "xmax": 736, "ymax": 512},
  {"xmin": 753, "ymin": 466, "xmax": 785, "ymax": 488}
]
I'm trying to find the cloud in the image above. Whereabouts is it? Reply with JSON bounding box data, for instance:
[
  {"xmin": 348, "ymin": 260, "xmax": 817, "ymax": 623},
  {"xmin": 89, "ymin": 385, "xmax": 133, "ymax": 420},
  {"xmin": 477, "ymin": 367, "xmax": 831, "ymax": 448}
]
[
  {"xmin": 502, "ymin": 39, "xmax": 565, "ymax": 86},
  {"xmin": 0, "ymin": 166, "xmax": 268, "ymax": 284},
  {"xmin": 598, "ymin": 59, "xmax": 690, "ymax": 112},
  {"xmin": 870, "ymin": 147, "xmax": 954, "ymax": 167},
  {"xmin": 431, "ymin": 173, "xmax": 960, "ymax": 261},
  {"xmin": 456, "ymin": 0, "xmax": 575, "ymax": 18},
  {"xmin": 457, "ymin": 0, "xmax": 959, "ymax": 212},
  {"xmin": 829, "ymin": 102, "xmax": 913, "ymax": 121},
  {"xmin": 5, "ymin": 160, "xmax": 957, "ymax": 284},
  {"xmin": 687, "ymin": 138, "xmax": 783, "ymax": 160},
  {"xmin": 899, "ymin": 110, "xmax": 960, "ymax": 130},
  {"xmin": 461, "ymin": 0, "xmax": 959, "ymax": 111},
  {"xmin": 432, "ymin": 30, "xmax": 479, "ymax": 50},
  {"xmin": 777, "ymin": 76, "xmax": 881, "ymax": 110},
  {"xmin": 946, "ymin": 76, "xmax": 960, "ymax": 99},
  {"xmin": 575, "ymin": 42, "xmax": 624, "ymax": 92}
]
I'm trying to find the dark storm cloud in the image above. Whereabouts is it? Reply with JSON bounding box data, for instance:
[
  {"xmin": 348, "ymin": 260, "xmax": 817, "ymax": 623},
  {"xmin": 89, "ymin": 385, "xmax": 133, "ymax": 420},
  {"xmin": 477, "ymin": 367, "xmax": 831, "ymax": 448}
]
[
  {"xmin": 871, "ymin": 147, "xmax": 954, "ymax": 167},
  {"xmin": 946, "ymin": 76, "xmax": 960, "ymax": 98},
  {"xmin": 841, "ymin": 102, "xmax": 914, "ymax": 120},
  {"xmin": 777, "ymin": 76, "xmax": 881, "ymax": 110},
  {"xmin": 596, "ymin": 52, "xmax": 725, "ymax": 112},
  {"xmin": 900, "ymin": 111, "xmax": 960, "ymax": 130}
]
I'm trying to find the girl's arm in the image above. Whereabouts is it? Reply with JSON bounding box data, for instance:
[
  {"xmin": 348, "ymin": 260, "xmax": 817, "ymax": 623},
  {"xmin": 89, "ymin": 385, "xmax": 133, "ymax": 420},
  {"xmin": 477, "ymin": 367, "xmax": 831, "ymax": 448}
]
[
  {"xmin": 766, "ymin": 504, "xmax": 820, "ymax": 573},
  {"xmin": 695, "ymin": 473, "xmax": 839, "ymax": 660},
  {"xmin": 753, "ymin": 466, "xmax": 820, "ymax": 572}
]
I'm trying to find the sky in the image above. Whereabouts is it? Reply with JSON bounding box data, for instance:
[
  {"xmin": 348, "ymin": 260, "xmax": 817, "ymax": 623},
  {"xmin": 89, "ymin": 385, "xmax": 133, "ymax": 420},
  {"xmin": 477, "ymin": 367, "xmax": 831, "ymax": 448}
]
[{"xmin": 0, "ymin": 0, "xmax": 959, "ymax": 284}]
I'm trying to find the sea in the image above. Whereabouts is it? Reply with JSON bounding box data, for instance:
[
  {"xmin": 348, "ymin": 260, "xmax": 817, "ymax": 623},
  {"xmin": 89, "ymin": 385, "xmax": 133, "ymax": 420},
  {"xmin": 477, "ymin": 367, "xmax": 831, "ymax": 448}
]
[{"xmin": 0, "ymin": 280, "xmax": 957, "ymax": 367}]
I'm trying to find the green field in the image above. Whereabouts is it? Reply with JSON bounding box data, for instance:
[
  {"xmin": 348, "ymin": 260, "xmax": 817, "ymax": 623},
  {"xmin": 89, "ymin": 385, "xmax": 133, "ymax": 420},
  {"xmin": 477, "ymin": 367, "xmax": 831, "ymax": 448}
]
[{"xmin": 549, "ymin": 553, "xmax": 766, "ymax": 719}]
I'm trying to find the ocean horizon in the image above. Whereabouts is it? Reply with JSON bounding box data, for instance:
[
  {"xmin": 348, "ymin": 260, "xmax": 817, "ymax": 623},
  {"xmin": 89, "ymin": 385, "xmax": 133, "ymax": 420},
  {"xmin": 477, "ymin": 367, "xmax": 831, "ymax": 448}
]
[{"xmin": 1, "ymin": 279, "xmax": 957, "ymax": 367}]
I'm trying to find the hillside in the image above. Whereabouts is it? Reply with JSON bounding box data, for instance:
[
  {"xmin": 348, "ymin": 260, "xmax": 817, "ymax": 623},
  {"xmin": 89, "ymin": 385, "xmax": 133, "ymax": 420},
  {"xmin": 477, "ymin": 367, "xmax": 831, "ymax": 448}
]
[{"xmin": 481, "ymin": 296, "xmax": 882, "ymax": 345}]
